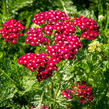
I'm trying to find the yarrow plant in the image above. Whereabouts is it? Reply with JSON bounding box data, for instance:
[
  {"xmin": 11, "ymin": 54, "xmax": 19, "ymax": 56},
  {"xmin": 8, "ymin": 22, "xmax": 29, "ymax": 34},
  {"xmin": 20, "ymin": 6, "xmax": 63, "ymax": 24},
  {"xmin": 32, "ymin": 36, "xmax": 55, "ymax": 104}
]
[
  {"xmin": 0, "ymin": 19, "xmax": 24, "ymax": 43},
  {"xmin": 16, "ymin": 10, "xmax": 100, "ymax": 82},
  {"xmin": 0, "ymin": 8, "xmax": 102, "ymax": 109},
  {"xmin": 62, "ymin": 81, "xmax": 93, "ymax": 104}
]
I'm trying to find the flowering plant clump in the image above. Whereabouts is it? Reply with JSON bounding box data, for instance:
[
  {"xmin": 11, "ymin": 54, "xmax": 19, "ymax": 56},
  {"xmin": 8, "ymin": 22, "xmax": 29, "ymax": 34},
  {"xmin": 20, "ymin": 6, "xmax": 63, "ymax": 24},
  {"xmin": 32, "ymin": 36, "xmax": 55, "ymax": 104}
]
[
  {"xmin": 0, "ymin": 19, "xmax": 24, "ymax": 43},
  {"xmin": 62, "ymin": 81, "xmax": 93, "ymax": 104},
  {"xmin": 1, "ymin": 1, "xmax": 107, "ymax": 108},
  {"xmin": 17, "ymin": 10, "xmax": 100, "ymax": 82}
]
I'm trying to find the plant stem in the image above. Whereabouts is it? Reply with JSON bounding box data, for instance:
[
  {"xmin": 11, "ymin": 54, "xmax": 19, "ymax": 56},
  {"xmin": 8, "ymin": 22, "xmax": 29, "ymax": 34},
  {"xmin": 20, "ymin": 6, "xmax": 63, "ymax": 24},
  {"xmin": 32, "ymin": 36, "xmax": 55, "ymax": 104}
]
[
  {"xmin": 51, "ymin": 81, "xmax": 54, "ymax": 109},
  {"xmin": 3, "ymin": 0, "xmax": 7, "ymax": 17},
  {"xmin": 60, "ymin": 0, "xmax": 68, "ymax": 14}
]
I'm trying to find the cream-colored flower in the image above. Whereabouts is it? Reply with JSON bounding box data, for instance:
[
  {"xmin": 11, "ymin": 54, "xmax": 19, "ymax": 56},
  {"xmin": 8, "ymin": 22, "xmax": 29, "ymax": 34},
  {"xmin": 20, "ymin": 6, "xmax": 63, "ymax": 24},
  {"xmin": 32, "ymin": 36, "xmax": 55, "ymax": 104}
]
[
  {"xmin": 98, "ymin": 15, "xmax": 104, "ymax": 22},
  {"xmin": 88, "ymin": 41, "xmax": 101, "ymax": 52},
  {"xmin": 96, "ymin": 48, "xmax": 101, "ymax": 52}
]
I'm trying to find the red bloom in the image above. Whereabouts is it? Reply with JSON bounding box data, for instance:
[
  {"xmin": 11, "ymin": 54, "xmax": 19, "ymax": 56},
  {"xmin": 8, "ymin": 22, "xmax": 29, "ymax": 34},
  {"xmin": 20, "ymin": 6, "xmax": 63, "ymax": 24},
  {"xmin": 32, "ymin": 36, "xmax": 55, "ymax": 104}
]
[
  {"xmin": 25, "ymin": 28, "xmax": 49, "ymax": 46},
  {"xmin": 73, "ymin": 16, "xmax": 100, "ymax": 40},
  {"xmin": 18, "ymin": 10, "xmax": 100, "ymax": 82},
  {"xmin": 0, "ymin": 19, "xmax": 24, "ymax": 43},
  {"xmin": 32, "ymin": 10, "xmax": 68, "ymax": 25},
  {"xmin": 81, "ymin": 30, "xmax": 100, "ymax": 40},
  {"xmin": 46, "ymin": 35, "xmax": 82, "ymax": 60},
  {"xmin": 73, "ymin": 16, "xmax": 98, "ymax": 30},
  {"xmin": 62, "ymin": 81, "xmax": 93, "ymax": 104}
]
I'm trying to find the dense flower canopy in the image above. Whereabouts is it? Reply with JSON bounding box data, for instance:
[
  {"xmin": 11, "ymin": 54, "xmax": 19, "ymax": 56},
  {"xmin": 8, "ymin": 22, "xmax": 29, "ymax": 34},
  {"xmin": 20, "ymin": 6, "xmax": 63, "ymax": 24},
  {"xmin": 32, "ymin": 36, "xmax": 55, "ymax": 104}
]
[{"xmin": 17, "ymin": 10, "xmax": 100, "ymax": 82}]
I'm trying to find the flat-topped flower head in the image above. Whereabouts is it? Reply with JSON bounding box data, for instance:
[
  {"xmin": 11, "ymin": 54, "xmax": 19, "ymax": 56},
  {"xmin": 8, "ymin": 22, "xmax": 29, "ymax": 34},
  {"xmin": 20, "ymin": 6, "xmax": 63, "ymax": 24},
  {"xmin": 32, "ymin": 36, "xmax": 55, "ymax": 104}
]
[
  {"xmin": 46, "ymin": 35, "xmax": 82, "ymax": 60},
  {"xmin": 25, "ymin": 28, "xmax": 49, "ymax": 46},
  {"xmin": 18, "ymin": 52, "xmax": 48, "ymax": 71},
  {"xmin": 32, "ymin": 10, "xmax": 68, "ymax": 25},
  {"xmin": 18, "ymin": 53, "xmax": 58, "ymax": 81},
  {"xmin": 73, "ymin": 16, "xmax": 98, "ymax": 30},
  {"xmin": 88, "ymin": 40, "xmax": 101, "ymax": 52},
  {"xmin": 0, "ymin": 18, "xmax": 24, "ymax": 43},
  {"xmin": 37, "ymin": 57, "xmax": 58, "ymax": 82},
  {"xmin": 62, "ymin": 81, "xmax": 93, "ymax": 104},
  {"xmin": 73, "ymin": 16, "xmax": 100, "ymax": 40},
  {"xmin": 81, "ymin": 30, "xmax": 100, "ymax": 40},
  {"xmin": 53, "ymin": 21, "xmax": 76, "ymax": 35}
]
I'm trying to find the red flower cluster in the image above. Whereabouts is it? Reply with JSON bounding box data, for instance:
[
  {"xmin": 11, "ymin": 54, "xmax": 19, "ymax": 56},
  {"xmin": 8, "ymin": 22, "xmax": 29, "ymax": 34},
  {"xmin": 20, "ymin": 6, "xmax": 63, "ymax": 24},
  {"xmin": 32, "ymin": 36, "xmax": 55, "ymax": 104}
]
[
  {"xmin": 32, "ymin": 10, "xmax": 68, "ymax": 24},
  {"xmin": 37, "ymin": 57, "xmax": 58, "ymax": 82},
  {"xmin": 73, "ymin": 16, "xmax": 100, "ymax": 40},
  {"xmin": 18, "ymin": 52, "xmax": 58, "ymax": 81},
  {"xmin": 18, "ymin": 53, "xmax": 47, "ymax": 71},
  {"xmin": 25, "ymin": 21, "xmax": 76, "ymax": 46},
  {"xmin": 46, "ymin": 35, "xmax": 82, "ymax": 59},
  {"xmin": 81, "ymin": 30, "xmax": 100, "ymax": 40},
  {"xmin": 43, "ymin": 24, "xmax": 53, "ymax": 36},
  {"xmin": 0, "ymin": 19, "xmax": 24, "ymax": 43},
  {"xmin": 62, "ymin": 81, "xmax": 93, "ymax": 104},
  {"xmin": 73, "ymin": 16, "xmax": 98, "ymax": 30},
  {"xmin": 37, "ymin": 58, "xmax": 59, "ymax": 82},
  {"xmin": 18, "ymin": 10, "xmax": 100, "ymax": 82},
  {"xmin": 53, "ymin": 21, "xmax": 76, "ymax": 35},
  {"xmin": 25, "ymin": 28, "xmax": 49, "ymax": 46}
]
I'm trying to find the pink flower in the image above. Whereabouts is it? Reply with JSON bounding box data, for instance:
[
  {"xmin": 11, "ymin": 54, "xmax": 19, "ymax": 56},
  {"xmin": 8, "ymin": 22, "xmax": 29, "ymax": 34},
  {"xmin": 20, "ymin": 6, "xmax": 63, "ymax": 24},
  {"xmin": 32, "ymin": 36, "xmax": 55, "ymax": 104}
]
[{"xmin": 41, "ymin": 105, "xmax": 49, "ymax": 109}]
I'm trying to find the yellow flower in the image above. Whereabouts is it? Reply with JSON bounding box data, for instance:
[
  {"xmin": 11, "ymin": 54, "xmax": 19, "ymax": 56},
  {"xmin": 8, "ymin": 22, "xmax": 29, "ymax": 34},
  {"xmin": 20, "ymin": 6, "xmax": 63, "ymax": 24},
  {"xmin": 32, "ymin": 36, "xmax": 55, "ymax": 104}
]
[
  {"xmin": 96, "ymin": 48, "xmax": 101, "ymax": 52},
  {"xmin": 88, "ymin": 41, "xmax": 101, "ymax": 53}
]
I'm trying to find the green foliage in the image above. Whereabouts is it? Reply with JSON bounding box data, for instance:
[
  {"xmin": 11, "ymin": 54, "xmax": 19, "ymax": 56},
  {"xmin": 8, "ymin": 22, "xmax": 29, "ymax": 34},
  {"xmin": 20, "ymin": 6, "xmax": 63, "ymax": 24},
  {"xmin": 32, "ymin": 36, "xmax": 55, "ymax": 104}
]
[{"xmin": 0, "ymin": 0, "xmax": 109, "ymax": 109}]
